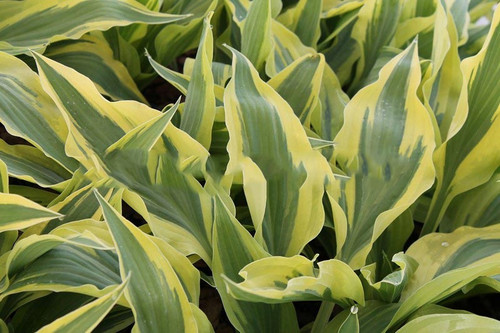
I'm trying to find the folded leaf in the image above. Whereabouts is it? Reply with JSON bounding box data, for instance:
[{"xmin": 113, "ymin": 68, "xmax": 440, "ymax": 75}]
[
  {"xmin": 224, "ymin": 255, "xmax": 364, "ymax": 307},
  {"xmin": 361, "ymin": 252, "xmax": 418, "ymax": 303}
]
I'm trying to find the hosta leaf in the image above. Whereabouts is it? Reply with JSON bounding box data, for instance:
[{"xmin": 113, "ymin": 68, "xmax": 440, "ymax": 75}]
[
  {"xmin": 0, "ymin": 139, "xmax": 71, "ymax": 188},
  {"xmin": 184, "ymin": 59, "xmax": 232, "ymax": 87},
  {"xmin": 37, "ymin": 280, "xmax": 128, "ymax": 333},
  {"xmin": 361, "ymin": 253, "xmax": 418, "ymax": 303},
  {"xmin": 388, "ymin": 225, "xmax": 500, "ymax": 328},
  {"xmin": 119, "ymin": 0, "xmax": 163, "ymax": 44},
  {"xmin": 338, "ymin": 306, "xmax": 360, "ymax": 333},
  {"xmin": 423, "ymin": 7, "xmax": 500, "ymax": 234},
  {"xmin": 46, "ymin": 181, "xmax": 121, "ymax": 230},
  {"xmin": 181, "ymin": 12, "xmax": 216, "ymax": 149},
  {"xmin": 50, "ymin": 219, "xmax": 115, "ymax": 250},
  {"xmin": 0, "ymin": 231, "xmax": 16, "ymax": 256},
  {"xmin": 459, "ymin": 22, "xmax": 490, "ymax": 58},
  {"xmin": 325, "ymin": 301, "xmax": 399, "ymax": 333},
  {"xmin": 447, "ymin": 0, "xmax": 470, "ymax": 45},
  {"xmin": 368, "ymin": 209, "xmax": 414, "ymax": 265},
  {"xmin": 93, "ymin": 305, "xmax": 134, "ymax": 333},
  {"xmin": 33, "ymin": 51, "xmax": 158, "ymax": 171},
  {"xmin": 147, "ymin": 51, "xmax": 225, "ymax": 103},
  {"xmin": 0, "ymin": 193, "xmax": 61, "ymax": 232},
  {"xmin": 0, "ymin": 159, "xmax": 7, "ymax": 193},
  {"xmin": 0, "ymin": 235, "xmax": 121, "ymax": 301},
  {"xmin": 440, "ymin": 170, "xmax": 500, "ymax": 232},
  {"xmin": 421, "ymin": 1, "xmax": 465, "ymax": 145},
  {"xmin": 95, "ymin": 191, "xmax": 199, "ymax": 332},
  {"xmin": 329, "ymin": 41, "xmax": 435, "ymax": 269},
  {"xmin": 224, "ymin": 46, "xmax": 332, "ymax": 256},
  {"xmin": 402, "ymin": 224, "xmax": 500, "ymax": 295},
  {"xmin": 101, "ymin": 28, "xmax": 142, "ymax": 80},
  {"xmin": 348, "ymin": 0, "xmax": 402, "ymax": 93},
  {"xmin": 0, "ymin": 52, "xmax": 77, "ymax": 171},
  {"xmin": 241, "ymin": 0, "xmax": 273, "ymax": 71},
  {"xmin": 1, "ymin": 293, "xmax": 92, "ymax": 332},
  {"xmin": 286, "ymin": 0, "xmax": 322, "ymax": 47},
  {"xmin": 0, "ymin": 0, "xmax": 186, "ymax": 55},
  {"xmin": 311, "ymin": 64, "xmax": 349, "ymax": 159},
  {"xmin": 44, "ymin": 35, "xmax": 146, "ymax": 103},
  {"xmin": 101, "ymin": 103, "xmax": 214, "ymax": 263},
  {"xmin": 396, "ymin": 313, "xmax": 500, "ymax": 332},
  {"xmin": 51, "ymin": 218, "xmax": 201, "ymax": 305},
  {"xmin": 155, "ymin": 0, "xmax": 216, "ymax": 66},
  {"xmin": 268, "ymin": 53, "xmax": 324, "ymax": 125},
  {"xmin": 321, "ymin": 0, "xmax": 364, "ymax": 18},
  {"xmin": 322, "ymin": 21, "xmax": 360, "ymax": 86},
  {"xmin": 357, "ymin": 46, "xmax": 401, "ymax": 89},
  {"xmin": 319, "ymin": 6, "xmax": 361, "ymax": 50},
  {"xmin": 212, "ymin": 197, "xmax": 299, "ymax": 333},
  {"xmin": 223, "ymin": 255, "xmax": 364, "ymax": 306},
  {"xmin": 266, "ymin": 21, "xmax": 316, "ymax": 77}
]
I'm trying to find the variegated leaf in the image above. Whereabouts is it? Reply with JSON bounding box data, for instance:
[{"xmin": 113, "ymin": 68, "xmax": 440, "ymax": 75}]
[
  {"xmin": 224, "ymin": 46, "xmax": 332, "ymax": 256},
  {"xmin": 329, "ymin": 41, "xmax": 435, "ymax": 269},
  {"xmin": 0, "ymin": 0, "xmax": 186, "ymax": 55},
  {"xmin": 95, "ymin": 191, "xmax": 200, "ymax": 332},
  {"xmin": 422, "ymin": 7, "xmax": 500, "ymax": 234},
  {"xmin": 37, "ymin": 279, "xmax": 128, "ymax": 333},
  {"xmin": 211, "ymin": 196, "xmax": 299, "ymax": 333},
  {"xmin": 181, "ymin": 12, "xmax": 216, "ymax": 149},
  {"xmin": 223, "ymin": 255, "xmax": 364, "ymax": 306}
]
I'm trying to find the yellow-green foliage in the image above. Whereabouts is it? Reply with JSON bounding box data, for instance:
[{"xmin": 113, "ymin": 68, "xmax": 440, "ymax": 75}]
[{"xmin": 0, "ymin": 0, "xmax": 499, "ymax": 332}]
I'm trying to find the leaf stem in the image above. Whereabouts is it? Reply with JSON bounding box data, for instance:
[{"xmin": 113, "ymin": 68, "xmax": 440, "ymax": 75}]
[{"xmin": 311, "ymin": 301, "xmax": 335, "ymax": 333}]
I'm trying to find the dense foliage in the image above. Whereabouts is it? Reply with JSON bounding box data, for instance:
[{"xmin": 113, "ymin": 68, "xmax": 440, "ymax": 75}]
[{"xmin": 0, "ymin": 0, "xmax": 499, "ymax": 332}]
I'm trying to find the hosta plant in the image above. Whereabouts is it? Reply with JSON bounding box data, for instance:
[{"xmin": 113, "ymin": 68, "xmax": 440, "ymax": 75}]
[{"xmin": 0, "ymin": 0, "xmax": 499, "ymax": 332}]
